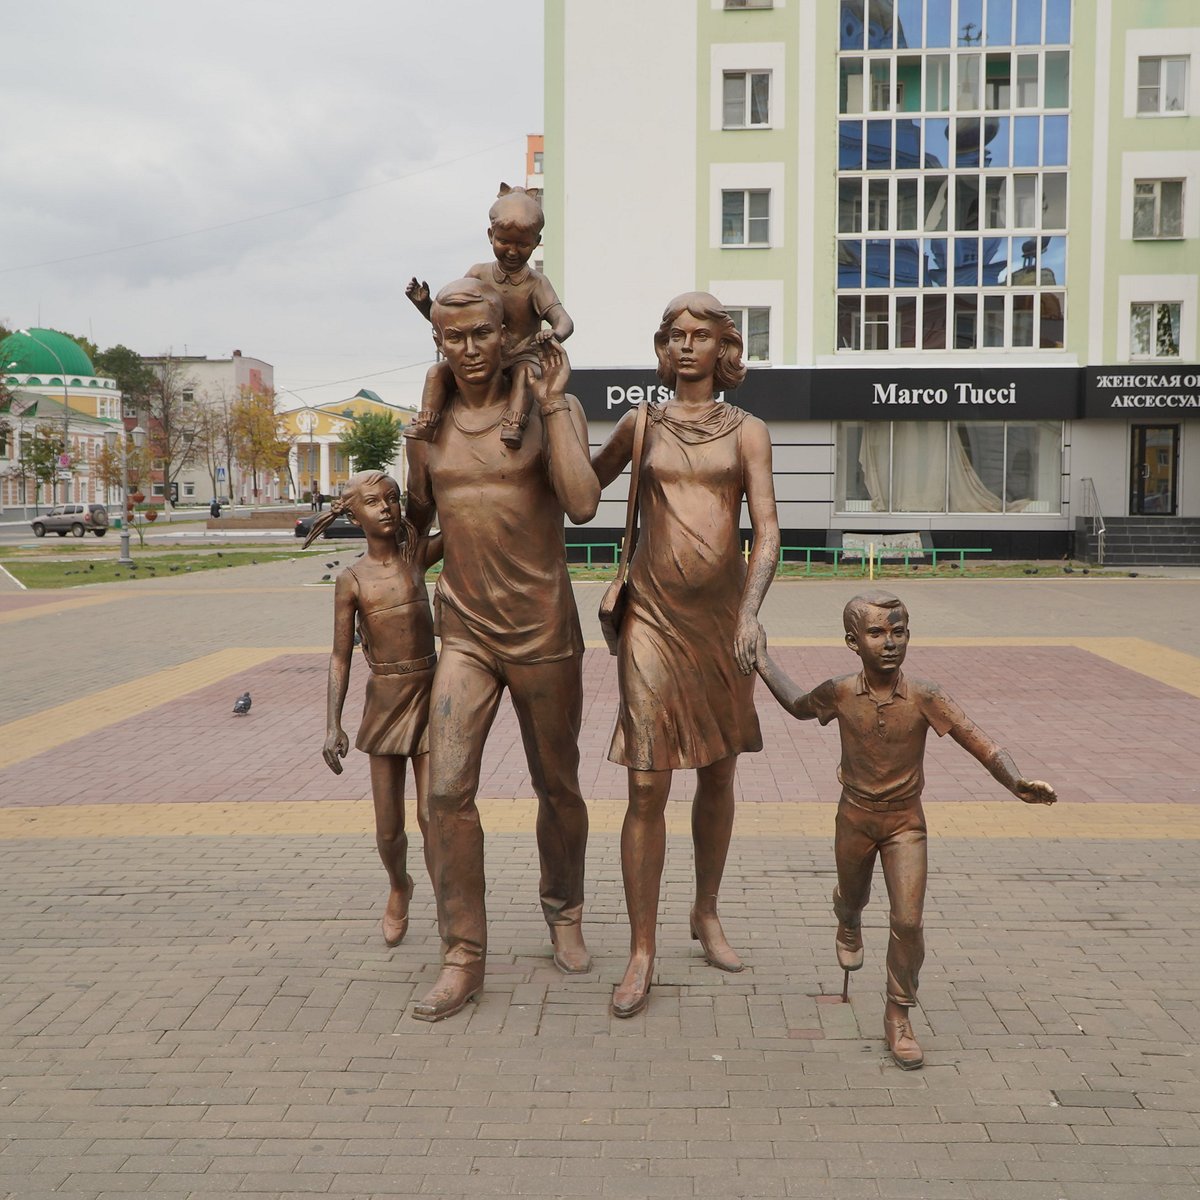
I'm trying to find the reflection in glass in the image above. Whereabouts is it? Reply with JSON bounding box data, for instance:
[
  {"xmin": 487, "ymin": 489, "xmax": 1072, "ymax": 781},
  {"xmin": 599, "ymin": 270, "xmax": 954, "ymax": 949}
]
[
  {"xmin": 868, "ymin": 179, "xmax": 890, "ymax": 230},
  {"xmin": 837, "ymin": 297, "xmax": 863, "ymax": 349},
  {"xmin": 897, "ymin": 0, "xmax": 923, "ymax": 48},
  {"xmin": 836, "ymin": 422, "xmax": 883, "ymax": 509},
  {"xmin": 896, "ymin": 296, "xmax": 918, "ymax": 347},
  {"xmin": 839, "ymin": 120, "xmax": 863, "ymax": 169},
  {"xmin": 864, "ymin": 295, "xmax": 890, "ymax": 346},
  {"xmin": 986, "ymin": 54, "xmax": 1012, "ymax": 109},
  {"xmin": 926, "ymin": 0, "xmax": 950, "ymax": 47},
  {"xmin": 955, "ymin": 237, "xmax": 980, "ymax": 285},
  {"xmin": 870, "ymin": 59, "xmax": 893, "ymax": 109},
  {"xmin": 987, "ymin": 0, "xmax": 1012, "ymax": 45},
  {"xmin": 1014, "ymin": 174, "xmax": 1037, "ymax": 226},
  {"xmin": 895, "ymin": 238, "xmax": 922, "ymax": 286},
  {"xmin": 981, "ymin": 235, "xmax": 1006, "ymax": 284},
  {"xmin": 1044, "ymin": 52, "xmax": 1069, "ymax": 107},
  {"xmin": 953, "ymin": 422, "xmax": 1005, "ymax": 509},
  {"xmin": 838, "ymin": 239, "xmax": 864, "ymax": 287},
  {"xmin": 865, "ymin": 240, "xmax": 892, "ymax": 287},
  {"xmin": 1013, "ymin": 116, "xmax": 1039, "ymax": 167},
  {"xmin": 923, "ymin": 295, "xmax": 947, "ymax": 347},
  {"xmin": 868, "ymin": 0, "xmax": 894, "ymax": 49},
  {"xmin": 896, "ymin": 118, "xmax": 923, "ymax": 168},
  {"xmin": 1009, "ymin": 236, "xmax": 1040, "ymax": 285},
  {"xmin": 924, "ymin": 118, "xmax": 950, "ymax": 167},
  {"xmin": 985, "ymin": 177, "xmax": 1008, "ymax": 229},
  {"xmin": 866, "ymin": 119, "xmax": 892, "ymax": 169},
  {"xmin": 1041, "ymin": 173, "xmax": 1066, "ymax": 227},
  {"xmin": 1016, "ymin": 0, "xmax": 1042, "ymax": 44},
  {"xmin": 897, "ymin": 56, "xmax": 922, "ymax": 109},
  {"xmin": 923, "ymin": 238, "xmax": 948, "ymax": 285},
  {"xmin": 1040, "ymin": 237, "xmax": 1065, "ymax": 285},
  {"xmin": 1044, "ymin": 0, "xmax": 1070, "ymax": 43},
  {"xmin": 1006, "ymin": 422, "xmax": 1061, "ymax": 511},
  {"xmin": 840, "ymin": 0, "xmax": 864, "ymax": 50},
  {"xmin": 924, "ymin": 176, "xmax": 949, "ymax": 230},
  {"xmin": 954, "ymin": 117, "xmax": 982, "ymax": 167},
  {"xmin": 1016, "ymin": 54, "xmax": 1039, "ymax": 106},
  {"xmin": 1130, "ymin": 304, "xmax": 1152, "ymax": 357},
  {"xmin": 957, "ymin": 0, "xmax": 983, "ymax": 46},
  {"xmin": 986, "ymin": 115, "xmax": 1009, "ymax": 167},
  {"xmin": 840, "ymin": 58, "xmax": 865, "ymax": 113},
  {"xmin": 893, "ymin": 424, "xmax": 948, "ymax": 511},
  {"xmin": 1040, "ymin": 291, "xmax": 1064, "ymax": 347},
  {"xmin": 1043, "ymin": 115, "xmax": 1067, "ymax": 166},
  {"xmin": 983, "ymin": 296, "xmax": 1006, "ymax": 346},
  {"xmin": 957, "ymin": 54, "xmax": 981, "ymax": 108},
  {"xmin": 955, "ymin": 175, "xmax": 980, "ymax": 230},
  {"xmin": 1012, "ymin": 294, "xmax": 1035, "ymax": 346},
  {"xmin": 838, "ymin": 179, "xmax": 863, "ymax": 233},
  {"xmin": 925, "ymin": 56, "xmax": 951, "ymax": 110},
  {"xmin": 897, "ymin": 178, "xmax": 919, "ymax": 229}
]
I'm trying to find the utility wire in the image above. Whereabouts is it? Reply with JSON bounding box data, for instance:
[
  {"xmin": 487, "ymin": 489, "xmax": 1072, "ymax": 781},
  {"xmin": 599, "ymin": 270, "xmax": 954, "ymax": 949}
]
[{"xmin": 0, "ymin": 138, "xmax": 520, "ymax": 275}]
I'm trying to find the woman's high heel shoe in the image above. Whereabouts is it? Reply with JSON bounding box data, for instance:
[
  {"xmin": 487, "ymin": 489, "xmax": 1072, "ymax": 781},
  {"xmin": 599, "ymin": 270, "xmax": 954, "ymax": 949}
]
[
  {"xmin": 611, "ymin": 955, "xmax": 654, "ymax": 1018},
  {"xmin": 689, "ymin": 908, "xmax": 744, "ymax": 973},
  {"xmin": 381, "ymin": 874, "xmax": 414, "ymax": 948}
]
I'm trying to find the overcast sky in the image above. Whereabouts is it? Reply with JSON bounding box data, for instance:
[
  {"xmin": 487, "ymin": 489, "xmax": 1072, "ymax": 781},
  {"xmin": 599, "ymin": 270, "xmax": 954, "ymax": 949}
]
[{"xmin": 0, "ymin": 0, "xmax": 543, "ymax": 410}]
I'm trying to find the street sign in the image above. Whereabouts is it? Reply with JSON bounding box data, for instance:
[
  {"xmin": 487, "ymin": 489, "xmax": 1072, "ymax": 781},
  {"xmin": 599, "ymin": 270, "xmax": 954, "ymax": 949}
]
[
  {"xmin": 57, "ymin": 453, "xmax": 71, "ymax": 468},
  {"xmin": 216, "ymin": 467, "xmax": 226, "ymax": 480}
]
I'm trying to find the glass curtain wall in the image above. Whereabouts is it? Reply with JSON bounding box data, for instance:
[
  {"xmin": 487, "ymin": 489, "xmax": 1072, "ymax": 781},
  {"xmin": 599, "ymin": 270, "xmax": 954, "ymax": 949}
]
[{"xmin": 837, "ymin": 0, "xmax": 1070, "ymax": 352}]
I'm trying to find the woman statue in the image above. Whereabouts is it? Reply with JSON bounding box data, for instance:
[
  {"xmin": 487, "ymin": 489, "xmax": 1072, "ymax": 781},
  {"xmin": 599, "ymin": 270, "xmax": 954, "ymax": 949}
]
[{"xmin": 592, "ymin": 292, "xmax": 780, "ymax": 1017}]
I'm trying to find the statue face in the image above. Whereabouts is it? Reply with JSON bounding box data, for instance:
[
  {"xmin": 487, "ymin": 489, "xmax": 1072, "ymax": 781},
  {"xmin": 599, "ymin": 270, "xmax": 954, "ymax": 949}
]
[
  {"xmin": 846, "ymin": 605, "xmax": 910, "ymax": 674},
  {"xmin": 488, "ymin": 221, "xmax": 541, "ymax": 273},
  {"xmin": 433, "ymin": 301, "xmax": 504, "ymax": 386},
  {"xmin": 349, "ymin": 479, "xmax": 402, "ymax": 536},
  {"xmin": 664, "ymin": 310, "xmax": 724, "ymax": 384}
]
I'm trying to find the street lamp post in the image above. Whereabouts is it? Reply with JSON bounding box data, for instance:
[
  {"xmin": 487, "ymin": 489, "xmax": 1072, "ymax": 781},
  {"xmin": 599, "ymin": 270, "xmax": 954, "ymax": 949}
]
[
  {"xmin": 107, "ymin": 423, "xmax": 146, "ymax": 566},
  {"xmin": 17, "ymin": 330, "xmax": 71, "ymax": 505}
]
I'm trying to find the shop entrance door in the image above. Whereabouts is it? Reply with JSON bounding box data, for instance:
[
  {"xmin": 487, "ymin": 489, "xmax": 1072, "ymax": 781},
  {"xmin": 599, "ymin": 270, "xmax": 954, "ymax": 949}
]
[{"xmin": 1129, "ymin": 425, "xmax": 1179, "ymax": 516}]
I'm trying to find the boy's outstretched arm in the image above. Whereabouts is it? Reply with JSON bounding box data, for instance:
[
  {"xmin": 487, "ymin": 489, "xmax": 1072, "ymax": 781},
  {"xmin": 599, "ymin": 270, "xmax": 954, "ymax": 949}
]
[
  {"xmin": 950, "ymin": 719, "xmax": 1057, "ymax": 805},
  {"xmin": 754, "ymin": 628, "xmax": 819, "ymax": 720}
]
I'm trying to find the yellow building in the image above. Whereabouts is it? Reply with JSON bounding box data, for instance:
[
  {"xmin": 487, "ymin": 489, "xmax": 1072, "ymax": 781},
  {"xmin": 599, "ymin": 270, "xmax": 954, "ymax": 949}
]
[{"xmin": 283, "ymin": 390, "xmax": 417, "ymax": 500}]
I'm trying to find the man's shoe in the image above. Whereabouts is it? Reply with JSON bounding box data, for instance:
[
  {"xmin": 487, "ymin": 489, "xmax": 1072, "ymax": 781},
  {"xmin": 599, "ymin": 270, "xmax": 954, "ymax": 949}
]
[
  {"xmin": 550, "ymin": 923, "xmax": 592, "ymax": 974},
  {"xmin": 411, "ymin": 966, "xmax": 483, "ymax": 1022},
  {"xmin": 835, "ymin": 921, "xmax": 864, "ymax": 971},
  {"xmin": 884, "ymin": 1015, "xmax": 924, "ymax": 1070}
]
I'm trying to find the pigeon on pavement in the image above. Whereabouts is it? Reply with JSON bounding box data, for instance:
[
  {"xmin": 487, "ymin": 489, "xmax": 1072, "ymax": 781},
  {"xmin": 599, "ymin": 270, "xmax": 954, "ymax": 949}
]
[{"xmin": 232, "ymin": 692, "xmax": 251, "ymax": 716}]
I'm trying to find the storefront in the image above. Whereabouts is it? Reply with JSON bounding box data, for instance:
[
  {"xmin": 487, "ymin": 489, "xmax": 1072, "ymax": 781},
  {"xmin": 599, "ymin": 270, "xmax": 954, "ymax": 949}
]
[{"xmin": 571, "ymin": 363, "xmax": 1200, "ymax": 559}]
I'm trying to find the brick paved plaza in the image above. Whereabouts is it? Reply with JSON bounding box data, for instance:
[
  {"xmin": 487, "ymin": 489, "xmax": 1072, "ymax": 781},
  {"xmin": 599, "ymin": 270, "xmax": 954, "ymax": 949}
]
[{"xmin": 2, "ymin": 561, "xmax": 1199, "ymax": 1198}]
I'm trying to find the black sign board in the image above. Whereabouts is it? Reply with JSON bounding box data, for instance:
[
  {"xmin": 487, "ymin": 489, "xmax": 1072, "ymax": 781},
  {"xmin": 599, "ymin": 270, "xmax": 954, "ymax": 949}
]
[
  {"xmin": 572, "ymin": 366, "xmax": 1081, "ymax": 422},
  {"xmin": 1084, "ymin": 365, "xmax": 1200, "ymax": 419}
]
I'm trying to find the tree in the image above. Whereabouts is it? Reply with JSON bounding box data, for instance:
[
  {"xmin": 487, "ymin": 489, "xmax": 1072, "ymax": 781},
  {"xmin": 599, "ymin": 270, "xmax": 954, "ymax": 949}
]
[
  {"xmin": 337, "ymin": 411, "xmax": 402, "ymax": 473},
  {"xmin": 94, "ymin": 345, "xmax": 156, "ymax": 412},
  {"xmin": 95, "ymin": 436, "xmax": 154, "ymax": 497},
  {"xmin": 231, "ymin": 386, "xmax": 291, "ymax": 502},
  {"xmin": 19, "ymin": 424, "xmax": 66, "ymax": 513},
  {"xmin": 190, "ymin": 390, "xmax": 236, "ymax": 502},
  {"xmin": 143, "ymin": 353, "xmax": 199, "ymax": 517}
]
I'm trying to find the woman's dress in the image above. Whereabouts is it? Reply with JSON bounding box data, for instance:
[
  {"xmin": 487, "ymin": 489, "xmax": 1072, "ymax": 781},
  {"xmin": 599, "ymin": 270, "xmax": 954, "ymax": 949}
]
[{"xmin": 609, "ymin": 402, "xmax": 763, "ymax": 772}]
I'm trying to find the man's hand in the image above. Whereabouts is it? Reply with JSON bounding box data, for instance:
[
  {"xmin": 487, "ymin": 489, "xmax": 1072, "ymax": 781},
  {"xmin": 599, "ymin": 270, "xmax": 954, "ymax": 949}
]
[
  {"xmin": 533, "ymin": 338, "xmax": 571, "ymax": 407},
  {"xmin": 323, "ymin": 727, "xmax": 349, "ymax": 775},
  {"xmin": 734, "ymin": 614, "xmax": 761, "ymax": 675},
  {"xmin": 1015, "ymin": 779, "xmax": 1057, "ymax": 805}
]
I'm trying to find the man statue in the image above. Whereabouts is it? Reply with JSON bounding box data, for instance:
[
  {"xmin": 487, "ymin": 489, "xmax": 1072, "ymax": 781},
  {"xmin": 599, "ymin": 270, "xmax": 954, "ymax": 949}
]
[{"xmin": 405, "ymin": 277, "xmax": 601, "ymax": 1021}]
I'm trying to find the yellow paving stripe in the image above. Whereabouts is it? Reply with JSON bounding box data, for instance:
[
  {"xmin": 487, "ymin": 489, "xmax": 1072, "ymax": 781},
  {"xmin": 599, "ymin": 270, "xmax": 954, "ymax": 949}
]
[
  {"xmin": 0, "ymin": 648, "xmax": 294, "ymax": 770},
  {"xmin": 1, "ymin": 799, "xmax": 1197, "ymax": 840},
  {"xmin": 0, "ymin": 592, "xmax": 120, "ymax": 624}
]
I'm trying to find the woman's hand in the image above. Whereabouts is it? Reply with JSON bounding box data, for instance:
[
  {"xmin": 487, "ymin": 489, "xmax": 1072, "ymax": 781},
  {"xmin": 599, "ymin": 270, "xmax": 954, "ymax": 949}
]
[
  {"xmin": 323, "ymin": 727, "xmax": 349, "ymax": 774},
  {"xmin": 734, "ymin": 614, "xmax": 761, "ymax": 675}
]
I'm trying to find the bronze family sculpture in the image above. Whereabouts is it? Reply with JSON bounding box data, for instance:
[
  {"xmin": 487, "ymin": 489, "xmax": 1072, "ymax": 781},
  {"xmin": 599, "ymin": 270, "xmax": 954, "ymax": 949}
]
[
  {"xmin": 404, "ymin": 277, "xmax": 600, "ymax": 1021},
  {"xmin": 755, "ymin": 591, "xmax": 1057, "ymax": 1069},
  {"xmin": 310, "ymin": 471, "xmax": 443, "ymax": 947},
  {"xmin": 591, "ymin": 292, "xmax": 780, "ymax": 1018},
  {"xmin": 405, "ymin": 185, "xmax": 573, "ymax": 450}
]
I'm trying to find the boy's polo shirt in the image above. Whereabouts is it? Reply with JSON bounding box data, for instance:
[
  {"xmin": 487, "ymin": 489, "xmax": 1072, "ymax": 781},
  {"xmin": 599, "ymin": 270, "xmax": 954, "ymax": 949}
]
[{"xmin": 809, "ymin": 670, "xmax": 971, "ymax": 808}]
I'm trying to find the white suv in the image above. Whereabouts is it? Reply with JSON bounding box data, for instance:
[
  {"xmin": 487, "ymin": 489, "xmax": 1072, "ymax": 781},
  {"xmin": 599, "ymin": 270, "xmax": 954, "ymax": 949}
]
[{"xmin": 31, "ymin": 504, "xmax": 110, "ymax": 538}]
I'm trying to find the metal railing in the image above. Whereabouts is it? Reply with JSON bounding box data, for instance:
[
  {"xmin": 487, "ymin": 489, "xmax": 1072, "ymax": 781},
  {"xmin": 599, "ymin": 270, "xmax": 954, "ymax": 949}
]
[
  {"xmin": 1080, "ymin": 477, "xmax": 1105, "ymax": 566},
  {"xmin": 566, "ymin": 542, "xmax": 619, "ymax": 567}
]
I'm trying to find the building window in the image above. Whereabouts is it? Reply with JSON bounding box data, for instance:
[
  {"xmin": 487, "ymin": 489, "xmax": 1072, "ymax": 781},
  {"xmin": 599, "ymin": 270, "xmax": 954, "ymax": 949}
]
[
  {"xmin": 532, "ymin": 151, "xmax": 543, "ymax": 173},
  {"xmin": 1133, "ymin": 180, "xmax": 1184, "ymax": 239},
  {"xmin": 723, "ymin": 71, "xmax": 771, "ymax": 127},
  {"xmin": 725, "ymin": 0, "xmax": 773, "ymax": 8},
  {"xmin": 152, "ymin": 482, "xmax": 165, "ymax": 497},
  {"xmin": 1138, "ymin": 56, "xmax": 1188, "ymax": 115},
  {"xmin": 721, "ymin": 189, "xmax": 770, "ymax": 245},
  {"xmin": 726, "ymin": 307, "xmax": 771, "ymax": 362},
  {"xmin": 1130, "ymin": 302, "xmax": 1182, "ymax": 359},
  {"xmin": 181, "ymin": 390, "xmax": 195, "ymax": 405},
  {"xmin": 183, "ymin": 481, "xmax": 196, "ymax": 497},
  {"xmin": 836, "ymin": 420, "xmax": 1062, "ymax": 514}
]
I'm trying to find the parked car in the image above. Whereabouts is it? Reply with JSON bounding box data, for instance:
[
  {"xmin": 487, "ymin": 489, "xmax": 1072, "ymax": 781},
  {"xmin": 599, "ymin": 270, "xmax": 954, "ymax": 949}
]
[
  {"xmin": 31, "ymin": 504, "xmax": 110, "ymax": 538},
  {"xmin": 293, "ymin": 514, "xmax": 364, "ymax": 540}
]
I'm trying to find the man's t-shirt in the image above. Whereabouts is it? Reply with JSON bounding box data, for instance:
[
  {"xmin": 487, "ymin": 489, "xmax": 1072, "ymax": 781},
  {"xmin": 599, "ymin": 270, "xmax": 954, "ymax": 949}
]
[{"xmin": 809, "ymin": 670, "xmax": 970, "ymax": 806}]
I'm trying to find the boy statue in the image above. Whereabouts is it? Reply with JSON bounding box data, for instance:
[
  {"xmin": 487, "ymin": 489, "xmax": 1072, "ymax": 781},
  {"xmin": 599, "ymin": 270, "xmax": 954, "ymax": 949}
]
[
  {"xmin": 754, "ymin": 590, "xmax": 1056, "ymax": 1070},
  {"xmin": 406, "ymin": 183, "xmax": 574, "ymax": 449}
]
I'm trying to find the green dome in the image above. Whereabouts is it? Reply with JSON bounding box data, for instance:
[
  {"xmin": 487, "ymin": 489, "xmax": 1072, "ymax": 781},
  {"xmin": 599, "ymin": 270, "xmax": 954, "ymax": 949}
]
[{"xmin": 0, "ymin": 328, "xmax": 96, "ymax": 377}]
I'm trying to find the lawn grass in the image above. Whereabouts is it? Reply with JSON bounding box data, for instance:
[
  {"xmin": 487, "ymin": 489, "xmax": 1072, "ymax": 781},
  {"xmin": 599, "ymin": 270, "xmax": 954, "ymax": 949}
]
[{"xmin": 0, "ymin": 549, "xmax": 319, "ymax": 589}]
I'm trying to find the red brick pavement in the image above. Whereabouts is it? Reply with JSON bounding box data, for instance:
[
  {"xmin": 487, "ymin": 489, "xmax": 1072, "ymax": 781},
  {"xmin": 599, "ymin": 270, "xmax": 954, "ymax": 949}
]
[{"xmin": 3, "ymin": 644, "xmax": 1199, "ymax": 808}]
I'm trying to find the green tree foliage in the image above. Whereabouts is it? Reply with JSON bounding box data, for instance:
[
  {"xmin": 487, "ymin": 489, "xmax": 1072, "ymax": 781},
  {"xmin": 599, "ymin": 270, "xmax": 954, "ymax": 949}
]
[
  {"xmin": 337, "ymin": 411, "xmax": 402, "ymax": 473},
  {"xmin": 94, "ymin": 344, "xmax": 156, "ymax": 405}
]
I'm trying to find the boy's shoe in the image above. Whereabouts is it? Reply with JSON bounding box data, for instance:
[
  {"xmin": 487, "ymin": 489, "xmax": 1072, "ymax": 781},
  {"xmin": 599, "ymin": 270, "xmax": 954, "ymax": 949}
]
[
  {"xmin": 835, "ymin": 920, "xmax": 864, "ymax": 970},
  {"xmin": 884, "ymin": 1015, "xmax": 924, "ymax": 1070},
  {"xmin": 499, "ymin": 410, "xmax": 528, "ymax": 449},
  {"xmin": 404, "ymin": 411, "xmax": 441, "ymax": 441}
]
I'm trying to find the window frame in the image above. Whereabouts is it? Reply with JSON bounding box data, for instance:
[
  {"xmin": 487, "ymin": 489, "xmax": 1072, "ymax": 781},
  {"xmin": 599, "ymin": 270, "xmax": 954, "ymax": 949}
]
[
  {"xmin": 1129, "ymin": 301, "xmax": 1183, "ymax": 360},
  {"xmin": 721, "ymin": 188, "xmax": 772, "ymax": 247},
  {"xmin": 1137, "ymin": 55, "xmax": 1189, "ymax": 116},
  {"xmin": 1132, "ymin": 178, "xmax": 1185, "ymax": 240},
  {"xmin": 725, "ymin": 305, "xmax": 772, "ymax": 363},
  {"xmin": 722, "ymin": 69, "xmax": 772, "ymax": 128}
]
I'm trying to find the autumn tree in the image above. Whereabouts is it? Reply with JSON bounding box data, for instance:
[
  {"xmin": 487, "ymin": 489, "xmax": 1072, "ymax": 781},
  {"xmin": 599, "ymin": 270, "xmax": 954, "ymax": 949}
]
[
  {"xmin": 143, "ymin": 354, "xmax": 200, "ymax": 517},
  {"xmin": 16, "ymin": 424, "xmax": 66, "ymax": 513},
  {"xmin": 231, "ymin": 386, "xmax": 290, "ymax": 502},
  {"xmin": 190, "ymin": 389, "xmax": 237, "ymax": 502},
  {"xmin": 337, "ymin": 411, "xmax": 402, "ymax": 473}
]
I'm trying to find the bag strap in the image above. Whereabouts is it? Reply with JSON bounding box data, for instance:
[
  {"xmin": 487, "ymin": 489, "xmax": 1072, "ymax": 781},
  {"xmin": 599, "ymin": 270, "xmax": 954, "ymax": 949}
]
[{"xmin": 614, "ymin": 402, "xmax": 650, "ymax": 586}]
